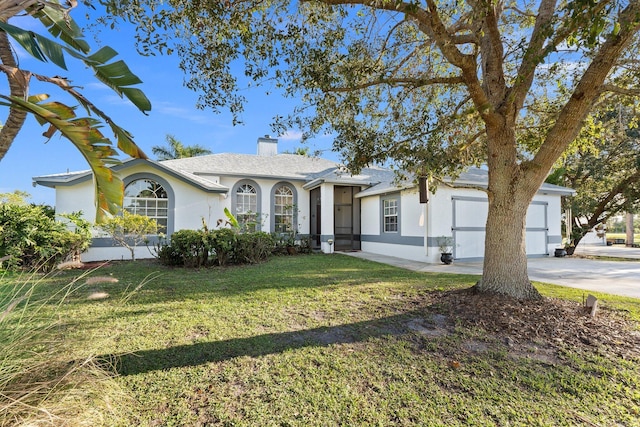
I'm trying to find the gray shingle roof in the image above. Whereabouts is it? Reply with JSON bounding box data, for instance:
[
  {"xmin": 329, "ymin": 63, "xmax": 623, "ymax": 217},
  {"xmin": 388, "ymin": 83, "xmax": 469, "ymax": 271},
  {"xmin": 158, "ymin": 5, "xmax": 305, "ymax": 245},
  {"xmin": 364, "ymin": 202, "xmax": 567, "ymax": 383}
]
[
  {"xmin": 33, "ymin": 153, "xmax": 573, "ymax": 197},
  {"xmin": 161, "ymin": 153, "xmax": 340, "ymax": 181},
  {"xmin": 356, "ymin": 167, "xmax": 575, "ymax": 197},
  {"xmin": 32, "ymin": 158, "xmax": 227, "ymax": 192}
]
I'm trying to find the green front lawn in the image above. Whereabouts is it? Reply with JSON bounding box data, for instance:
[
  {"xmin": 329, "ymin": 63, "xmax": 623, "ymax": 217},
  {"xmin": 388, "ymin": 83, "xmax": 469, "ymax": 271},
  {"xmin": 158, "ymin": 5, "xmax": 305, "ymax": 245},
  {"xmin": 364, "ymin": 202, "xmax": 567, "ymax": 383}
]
[{"xmin": 2, "ymin": 255, "xmax": 639, "ymax": 426}]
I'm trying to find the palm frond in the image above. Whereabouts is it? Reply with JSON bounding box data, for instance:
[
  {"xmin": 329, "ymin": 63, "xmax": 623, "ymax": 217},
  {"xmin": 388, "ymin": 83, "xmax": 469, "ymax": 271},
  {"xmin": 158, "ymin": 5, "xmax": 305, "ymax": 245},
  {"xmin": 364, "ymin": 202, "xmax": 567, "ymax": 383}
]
[{"xmin": 1, "ymin": 95, "xmax": 125, "ymax": 221}]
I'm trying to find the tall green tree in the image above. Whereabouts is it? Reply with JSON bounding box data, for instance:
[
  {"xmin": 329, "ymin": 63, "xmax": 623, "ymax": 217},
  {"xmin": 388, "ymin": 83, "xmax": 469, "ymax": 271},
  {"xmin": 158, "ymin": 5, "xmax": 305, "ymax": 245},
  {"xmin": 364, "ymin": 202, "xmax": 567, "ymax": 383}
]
[
  {"xmin": 547, "ymin": 103, "xmax": 640, "ymax": 247},
  {"xmin": 152, "ymin": 134, "xmax": 212, "ymax": 160},
  {"xmin": 100, "ymin": 0, "xmax": 640, "ymax": 299},
  {"xmin": 0, "ymin": 1, "xmax": 151, "ymax": 221}
]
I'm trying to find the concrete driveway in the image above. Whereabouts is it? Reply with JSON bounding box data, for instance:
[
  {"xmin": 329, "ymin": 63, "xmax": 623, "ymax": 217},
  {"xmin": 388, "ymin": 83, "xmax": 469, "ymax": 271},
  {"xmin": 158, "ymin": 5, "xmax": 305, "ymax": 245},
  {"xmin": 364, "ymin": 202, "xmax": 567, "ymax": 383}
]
[
  {"xmin": 526, "ymin": 256, "xmax": 640, "ymax": 298},
  {"xmin": 343, "ymin": 244, "xmax": 640, "ymax": 299}
]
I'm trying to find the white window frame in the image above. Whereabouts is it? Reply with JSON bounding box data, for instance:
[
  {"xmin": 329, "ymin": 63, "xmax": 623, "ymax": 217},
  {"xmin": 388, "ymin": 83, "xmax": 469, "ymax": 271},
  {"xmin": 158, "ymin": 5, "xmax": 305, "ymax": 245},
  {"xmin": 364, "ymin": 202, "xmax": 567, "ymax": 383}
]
[
  {"xmin": 274, "ymin": 185, "xmax": 294, "ymax": 233},
  {"xmin": 382, "ymin": 197, "xmax": 399, "ymax": 233},
  {"xmin": 124, "ymin": 178, "xmax": 168, "ymax": 232},
  {"xmin": 236, "ymin": 183, "xmax": 258, "ymax": 231}
]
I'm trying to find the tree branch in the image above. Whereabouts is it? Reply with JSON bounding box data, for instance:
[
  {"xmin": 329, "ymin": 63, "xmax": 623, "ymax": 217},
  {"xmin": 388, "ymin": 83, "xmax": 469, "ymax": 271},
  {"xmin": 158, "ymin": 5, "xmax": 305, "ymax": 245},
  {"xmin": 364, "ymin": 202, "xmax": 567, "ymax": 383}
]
[
  {"xmin": 525, "ymin": 0, "xmax": 640, "ymax": 184},
  {"xmin": 316, "ymin": 0, "xmax": 493, "ymax": 122},
  {"xmin": 509, "ymin": 0, "xmax": 558, "ymax": 114},
  {"xmin": 511, "ymin": 0, "xmax": 615, "ymax": 115},
  {"xmin": 600, "ymin": 84, "xmax": 640, "ymax": 97},
  {"xmin": 326, "ymin": 75, "xmax": 465, "ymax": 92},
  {"xmin": 590, "ymin": 170, "xmax": 640, "ymax": 226}
]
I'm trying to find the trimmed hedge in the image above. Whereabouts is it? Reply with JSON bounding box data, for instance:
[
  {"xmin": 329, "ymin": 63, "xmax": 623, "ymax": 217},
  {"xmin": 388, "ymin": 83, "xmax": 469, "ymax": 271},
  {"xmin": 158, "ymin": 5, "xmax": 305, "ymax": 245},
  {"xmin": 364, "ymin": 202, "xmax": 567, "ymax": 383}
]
[{"xmin": 158, "ymin": 228, "xmax": 276, "ymax": 268}]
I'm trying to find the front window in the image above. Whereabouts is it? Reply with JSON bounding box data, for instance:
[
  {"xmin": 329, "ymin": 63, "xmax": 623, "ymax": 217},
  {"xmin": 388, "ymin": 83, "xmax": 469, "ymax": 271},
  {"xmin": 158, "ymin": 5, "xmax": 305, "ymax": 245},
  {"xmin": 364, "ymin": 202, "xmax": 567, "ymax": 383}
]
[
  {"xmin": 236, "ymin": 184, "xmax": 258, "ymax": 231},
  {"xmin": 124, "ymin": 179, "xmax": 168, "ymax": 232},
  {"xmin": 383, "ymin": 199, "xmax": 398, "ymax": 233},
  {"xmin": 274, "ymin": 185, "xmax": 294, "ymax": 233}
]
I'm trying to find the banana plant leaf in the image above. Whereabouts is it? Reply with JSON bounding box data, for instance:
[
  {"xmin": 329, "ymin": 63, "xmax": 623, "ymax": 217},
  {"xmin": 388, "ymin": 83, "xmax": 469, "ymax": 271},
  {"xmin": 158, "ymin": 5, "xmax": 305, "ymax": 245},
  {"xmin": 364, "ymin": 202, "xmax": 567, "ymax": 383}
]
[
  {"xmin": 0, "ymin": 22, "xmax": 151, "ymax": 115},
  {"xmin": 223, "ymin": 207, "xmax": 241, "ymax": 230},
  {"xmin": 0, "ymin": 95, "xmax": 125, "ymax": 222}
]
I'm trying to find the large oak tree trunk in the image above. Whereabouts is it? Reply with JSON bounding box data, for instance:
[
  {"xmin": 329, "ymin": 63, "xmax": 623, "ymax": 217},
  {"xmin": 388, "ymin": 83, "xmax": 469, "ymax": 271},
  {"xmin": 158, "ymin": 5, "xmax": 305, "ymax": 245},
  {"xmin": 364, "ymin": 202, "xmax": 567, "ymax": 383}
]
[
  {"xmin": 475, "ymin": 120, "xmax": 542, "ymax": 300},
  {"xmin": 475, "ymin": 188, "xmax": 541, "ymax": 300}
]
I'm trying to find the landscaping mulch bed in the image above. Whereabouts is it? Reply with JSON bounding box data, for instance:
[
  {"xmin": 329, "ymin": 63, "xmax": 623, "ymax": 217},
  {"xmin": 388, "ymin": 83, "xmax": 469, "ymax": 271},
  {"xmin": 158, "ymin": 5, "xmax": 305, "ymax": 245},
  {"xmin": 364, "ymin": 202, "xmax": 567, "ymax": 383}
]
[{"xmin": 432, "ymin": 288, "xmax": 640, "ymax": 360}]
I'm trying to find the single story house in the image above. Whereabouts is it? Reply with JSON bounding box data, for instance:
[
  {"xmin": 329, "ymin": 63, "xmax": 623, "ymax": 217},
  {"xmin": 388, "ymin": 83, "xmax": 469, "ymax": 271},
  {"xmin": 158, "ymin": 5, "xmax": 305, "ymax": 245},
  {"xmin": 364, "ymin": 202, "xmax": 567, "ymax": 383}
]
[{"xmin": 32, "ymin": 136, "xmax": 574, "ymax": 262}]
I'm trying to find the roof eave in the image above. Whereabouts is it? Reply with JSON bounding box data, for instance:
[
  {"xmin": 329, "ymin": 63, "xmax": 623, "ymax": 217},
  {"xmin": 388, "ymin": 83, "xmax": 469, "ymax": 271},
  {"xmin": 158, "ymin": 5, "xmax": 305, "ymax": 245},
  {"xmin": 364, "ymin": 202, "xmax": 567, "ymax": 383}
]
[
  {"xmin": 194, "ymin": 171, "xmax": 309, "ymax": 182},
  {"xmin": 445, "ymin": 179, "xmax": 575, "ymax": 196},
  {"xmin": 354, "ymin": 184, "xmax": 413, "ymax": 199},
  {"xmin": 32, "ymin": 172, "xmax": 92, "ymax": 188},
  {"xmin": 32, "ymin": 158, "xmax": 229, "ymax": 193}
]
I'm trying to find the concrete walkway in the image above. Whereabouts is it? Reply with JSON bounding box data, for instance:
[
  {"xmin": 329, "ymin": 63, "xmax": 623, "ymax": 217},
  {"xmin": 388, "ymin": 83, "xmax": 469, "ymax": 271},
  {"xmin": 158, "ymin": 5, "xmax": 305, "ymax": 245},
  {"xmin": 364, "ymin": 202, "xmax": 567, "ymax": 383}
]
[{"xmin": 341, "ymin": 244, "xmax": 640, "ymax": 299}]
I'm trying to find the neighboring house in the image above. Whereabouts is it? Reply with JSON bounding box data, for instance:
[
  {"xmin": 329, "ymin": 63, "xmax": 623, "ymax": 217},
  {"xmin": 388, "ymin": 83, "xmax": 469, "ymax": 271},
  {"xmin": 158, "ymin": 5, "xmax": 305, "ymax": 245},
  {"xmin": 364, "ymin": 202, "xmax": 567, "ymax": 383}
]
[{"xmin": 32, "ymin": 136, "xmax": 574, "ymax": 262}]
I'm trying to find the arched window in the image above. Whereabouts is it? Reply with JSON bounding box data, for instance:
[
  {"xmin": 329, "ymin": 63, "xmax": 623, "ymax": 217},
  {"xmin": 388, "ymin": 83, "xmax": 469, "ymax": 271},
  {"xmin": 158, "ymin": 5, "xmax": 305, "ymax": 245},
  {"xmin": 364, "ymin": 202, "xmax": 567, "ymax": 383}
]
[
  {"xmin": 124, "ymin": 179, "xmax": 168, "ymax": 232},
  {"xmin": 274, "ymin": 185, "xmax": 294, "ymax": 233},
  {"xmin": 235, "ymin": 183, "xmax": 258, "ymax": 231}
]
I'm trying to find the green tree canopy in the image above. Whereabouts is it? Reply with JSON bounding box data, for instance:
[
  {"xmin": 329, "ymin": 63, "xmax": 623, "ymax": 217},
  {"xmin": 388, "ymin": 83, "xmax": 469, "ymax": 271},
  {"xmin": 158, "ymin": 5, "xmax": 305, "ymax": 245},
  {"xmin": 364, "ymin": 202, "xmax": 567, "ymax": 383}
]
[
  {"xmin": 98, "ymin": 0, "xmax": 640, "ymax": 299},
  {"xmin": 547, "ymin": 102, "xmax": 640, "ymax": 247},
  {"xmin": 0, "ymin": 1, "xmax": 151, "ymax": 221},
  {"xmin": 152, "ymin": 134, "xmax": 212, "ymax": 160}
]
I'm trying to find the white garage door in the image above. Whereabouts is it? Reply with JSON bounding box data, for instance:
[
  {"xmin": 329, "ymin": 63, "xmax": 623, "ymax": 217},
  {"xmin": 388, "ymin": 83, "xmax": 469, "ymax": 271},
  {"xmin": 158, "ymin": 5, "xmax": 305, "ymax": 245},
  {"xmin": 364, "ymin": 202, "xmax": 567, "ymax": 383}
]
[{"xmin": 452, "ymin": 197, "xmax": 548, "ymax": 260}]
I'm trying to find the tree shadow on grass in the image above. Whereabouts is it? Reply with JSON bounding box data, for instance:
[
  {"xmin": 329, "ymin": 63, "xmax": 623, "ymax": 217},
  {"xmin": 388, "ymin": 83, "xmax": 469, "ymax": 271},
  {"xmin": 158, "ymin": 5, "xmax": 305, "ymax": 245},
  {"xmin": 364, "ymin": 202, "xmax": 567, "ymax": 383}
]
[{"xmin": 107, "ymin": 310, "xmax": 435, "ymax": 376}]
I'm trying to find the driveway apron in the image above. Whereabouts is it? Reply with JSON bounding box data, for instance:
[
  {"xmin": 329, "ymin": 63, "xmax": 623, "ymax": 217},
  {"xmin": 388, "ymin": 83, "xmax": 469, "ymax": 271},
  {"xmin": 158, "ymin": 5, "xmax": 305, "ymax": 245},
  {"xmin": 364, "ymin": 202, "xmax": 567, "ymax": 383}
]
[{"xmin": 342, "ymin": 245, "xmax": 640, "ymax": 299}]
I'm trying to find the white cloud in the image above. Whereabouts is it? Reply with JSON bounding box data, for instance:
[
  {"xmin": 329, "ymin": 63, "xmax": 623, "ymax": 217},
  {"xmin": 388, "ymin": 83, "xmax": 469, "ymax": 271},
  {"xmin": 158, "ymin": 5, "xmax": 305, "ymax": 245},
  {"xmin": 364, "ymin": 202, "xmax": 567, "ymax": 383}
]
[
  {"xmin": 278, "ymin": 130, "xmax": 303, "ymax": 141},
  {"xmin": 155, "ymin": 101, "xmax": 215, "ymax": 125}
]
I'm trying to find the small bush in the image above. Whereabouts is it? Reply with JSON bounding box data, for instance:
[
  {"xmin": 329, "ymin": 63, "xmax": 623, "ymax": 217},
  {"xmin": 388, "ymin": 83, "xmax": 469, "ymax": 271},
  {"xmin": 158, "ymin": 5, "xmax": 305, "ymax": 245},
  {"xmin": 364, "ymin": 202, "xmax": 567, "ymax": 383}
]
[
  {"xmin": 271, "ymin": 233, "xmax": 313, "ymax": 256},
  {"xmin": 155, "ymin": 242, "xmax": 183, "ymax": 266},
  {"xmin": 208, "ymin": 228, "xmax": 237, "ymax": 266},
  {"xmin": 297, "ymin": 235, "xmax": 313, "ymax": 254},
  {"xmin": 95, "ymin": 212, "xmax": 159, "ymax": 261},
  {"xmin": 169, "ymin": 229, "xmax": 210, "ymax": 267},
  {"xmin": 0, "ymin": 203, "xmax": 91, "ymax": 271},
  {"xmin": 235, "ymin": 232, "xmax": 275, "ymax": 264}
]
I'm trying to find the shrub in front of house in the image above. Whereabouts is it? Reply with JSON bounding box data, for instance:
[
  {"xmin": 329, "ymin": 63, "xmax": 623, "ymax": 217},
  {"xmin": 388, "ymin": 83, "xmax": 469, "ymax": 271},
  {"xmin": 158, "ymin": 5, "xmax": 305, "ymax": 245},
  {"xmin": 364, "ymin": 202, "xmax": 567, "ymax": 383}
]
[
  {"xmin": 0, "ymin": 203, "xmax": 91, "ymax": 271},
  {"xmin": 208, "ymin": 228, "xmax": 237, "ymax": 266},
  {"xmin": 168, "ymin": 229, "xmax": 210, "ymax": 267},
  {"xmin": 234, "ymin": 232, "xmax": 275, "ymax": 264},
  {"xmin": 158, "ymin": 228, "xmax": 276, "ymax": 267},
  {"xmin": 272, "ymin": 232, "xmax": 313, "ymax": 255},
  {"xmin": 155, "ymin": 241, "xmax": 183, "ymax": 266}
]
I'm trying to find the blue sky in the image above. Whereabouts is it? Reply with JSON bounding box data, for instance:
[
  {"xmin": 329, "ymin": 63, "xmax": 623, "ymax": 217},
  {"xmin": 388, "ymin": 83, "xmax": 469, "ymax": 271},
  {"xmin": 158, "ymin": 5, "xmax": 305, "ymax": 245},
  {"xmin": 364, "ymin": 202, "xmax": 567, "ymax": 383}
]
[{"xmin": 0, "ymin": 5, "xmax": 336, "ymax": 206}]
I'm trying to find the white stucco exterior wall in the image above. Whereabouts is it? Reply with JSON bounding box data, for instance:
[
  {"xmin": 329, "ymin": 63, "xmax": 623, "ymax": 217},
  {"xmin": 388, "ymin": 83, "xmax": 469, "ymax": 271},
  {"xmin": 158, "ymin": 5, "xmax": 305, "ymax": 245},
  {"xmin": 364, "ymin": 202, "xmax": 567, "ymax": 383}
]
[
  {"xmin": 56, "ymin": 180, "xmax": 96, "ymax": 220},
  {"xmin": 359, "ymin": 196, "xmax": 380, "ymax": 236},
  {"xmin": 52, "ymin": 163, "xmax": 224, "ymax": 262},
  {"xmin": 360, "ymin": 188, "xmax": 430, "ymax": 263},
  {"xmin": 401, "ymin": 190, "xmax": 426, "ymax": 237},
  {"xmin": 360, "ymin": 184, "xmax": 566, "ymax": 264},
  {"xmin": 217, "ymin": 176, "xmax": 310, "ymax": 235}
]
